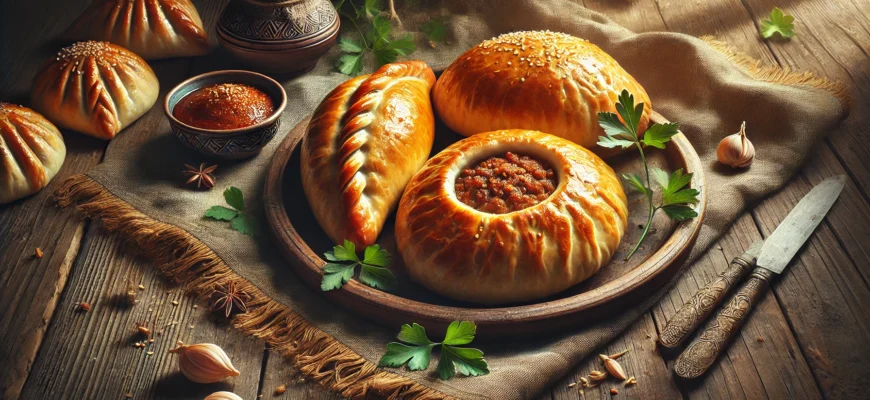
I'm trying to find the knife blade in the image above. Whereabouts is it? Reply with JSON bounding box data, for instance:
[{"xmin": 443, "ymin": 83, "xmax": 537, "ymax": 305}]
[{"xmin": 674, "ymin": 175, "xmax": 846, "ymax": 379}]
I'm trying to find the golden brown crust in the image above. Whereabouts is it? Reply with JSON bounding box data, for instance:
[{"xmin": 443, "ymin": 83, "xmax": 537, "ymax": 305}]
[
  {"xmin": 65, "ymin": 0, "xmax": 210, "ymax": 60},
  {"xmin": 432, "ymin": 31, "xmax": 651, "ymax": 153},
  {"xmin": 301, "ymin": 61, "xmax": 436, "ymax": 247},
  {"xmin": 31, "ymin": 41, "xmax": 159, "ymax": 140},
  {"xmin": 395, "ymin": 130, "xmax": 628, "ymax": 305},
  {"xmin": 0, "ymin": 103, "xmax": 66, "ymax": 204}
]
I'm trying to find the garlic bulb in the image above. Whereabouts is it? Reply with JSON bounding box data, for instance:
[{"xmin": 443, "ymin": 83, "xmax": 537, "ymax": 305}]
[
  {"xmin": 169, "ymin": 341, "xmax": 240, "ymax": 383},
  {"xmin": 204, "ymin": 392, "xmax": 243, "ymax": 400},
  {"xmin": 717, "ymin": 121, "xmax": 755, "ymax": 168}
]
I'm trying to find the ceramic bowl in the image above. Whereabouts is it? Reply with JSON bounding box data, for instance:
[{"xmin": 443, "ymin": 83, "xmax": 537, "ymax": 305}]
[
  {"xmin": 216, "ymin": 0, "xmax": 340, "ymax": 74},
  {"xmin": 164, "ymin": 70, "xmax": 287, "ymax": 159}
]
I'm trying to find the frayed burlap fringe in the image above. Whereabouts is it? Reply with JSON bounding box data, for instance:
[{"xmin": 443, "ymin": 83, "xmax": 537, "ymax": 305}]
[
  {"xmin": 54, "ymin": 175, "xmax": 454, "ymax": 400},
  {"xmin": 701, "ymin": 36, "xmax": 851, "ymax": 109}
]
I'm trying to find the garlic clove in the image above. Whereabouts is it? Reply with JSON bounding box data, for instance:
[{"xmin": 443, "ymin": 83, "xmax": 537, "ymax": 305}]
[
  {"xmin": 204, "ymin": 392, "xmax": 243, "ymax": 400},
  {"xmin": 170, "ymin": 341, "xmax": 240, "ymax": 383},
  {"xmin": 599, "ymin": 354, "xmax": 628, "ymax": 380},
  {"xmin": 717, "ymin": 121, "xmax": 755, "ymax": 168}
]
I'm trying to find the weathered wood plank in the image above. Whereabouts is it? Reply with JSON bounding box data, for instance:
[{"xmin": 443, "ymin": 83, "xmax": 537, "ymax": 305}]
[
  {"xmin": 750, "ymin": 173, "xmax": 870, "ymax": 399},
  {"xmin": 20, "ymin": 223, "xmax": 266, "ymax": 399},
  {"xmin": 549, "ymin": 314, "xmax": 681, "ymax": 400},
  {"xmin": 0, "ymin": 0, "xmax": 105, "ymax": 397}
]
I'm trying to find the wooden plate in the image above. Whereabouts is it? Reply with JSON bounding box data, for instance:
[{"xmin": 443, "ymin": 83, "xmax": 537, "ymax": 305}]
[{"xmin": 264, "ymin": 112, "xmax": 706, "ymax": 337}]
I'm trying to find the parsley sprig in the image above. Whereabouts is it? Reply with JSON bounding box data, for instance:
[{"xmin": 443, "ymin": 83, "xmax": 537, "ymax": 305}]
[
  {"xmin": 333, "ymin": 0, "xmax": 415, "ymax": 75},
  {"xmin": 760, "ymin": 7, "xmax": 795, "ymax": 39},
  {"xmin": 598, "ymin": 90, "xmax": 700, "ymax": 260},
  {"xmin": 379, "ymin": 321, "xmax": 489, "ymax": 380},
  {"xmin": 204, "ymin": 187, "xmax": 256, "ymax": 236},
  {"xmin": 321, "ymin": 240, "xmax": 397, "ymax": 291}
]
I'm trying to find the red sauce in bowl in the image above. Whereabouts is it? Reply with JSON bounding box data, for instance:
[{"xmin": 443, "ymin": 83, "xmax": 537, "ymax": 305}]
[
  {"xmin": 454, "ymin": 152, "xmax": 557, "ymax": 214},
  {"xmin": 173, "ymin": 83, "xmax": 274, "ymax": 130}
]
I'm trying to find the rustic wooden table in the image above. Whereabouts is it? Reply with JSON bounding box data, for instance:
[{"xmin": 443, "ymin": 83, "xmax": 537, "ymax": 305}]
[{"xmin": 2, "ymin": 0, "xmax": 868, "ymax": 399}]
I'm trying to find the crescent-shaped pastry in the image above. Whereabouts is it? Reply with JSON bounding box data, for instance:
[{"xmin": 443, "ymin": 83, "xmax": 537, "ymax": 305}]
[
  {"xmin": 301, "ymin": 61, "xmax": 436, "ymax": 247},
  {"xmin": 65, "ymin": 0, "xmax": 210, "ymax": 60},
  {"xmin": 432, "ymin": 31, "xmax": 651, "ymax": 153},
  {"xmin": 31, "ymin": 41, "xmax": 160, "ymax": 140},
  {"xmin": 395, "ymin": 130, "xmax": 628, "ymax": 305},
  {"xmin": 0, "ymin": 103, "xmax": 66, "ymax": 204}
]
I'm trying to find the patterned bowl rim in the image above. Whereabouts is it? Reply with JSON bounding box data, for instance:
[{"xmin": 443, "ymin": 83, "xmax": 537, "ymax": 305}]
[{"xmin": 163, "ymin": 70, "xmax": 288, "ymax": 136}]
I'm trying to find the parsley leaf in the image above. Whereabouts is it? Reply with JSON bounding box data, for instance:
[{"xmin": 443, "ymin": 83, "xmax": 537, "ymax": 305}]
[
  {"xmin": 596, "ymin": 90, "xmax": 700, "ymax": 260},
  {"xmin": 380, "ymin": 343, "xmax": 434, "ymax": 371},
  {"xmin": 442, "ymin": 321, "xmax": 476, "ymax": 346},
  {"xmin": 397, "ymin": 323, "xmax": 434, "ymax": 345},
  {"xmin": 224, "ymin": 186, "xmax": 245, "ymax": 212},
  {"xmin": 204, "ymin": 186, "xmax": 256, "ymax": 236},
  {"xmin": 662, "ymin": 204, "xmax": 698, "ymax": 221},
  {"xmin": 204, "ymin": 206, "xmax": 238, "ymax": 221},
  {"xmin": 230, "ymin": 213, "xmax": 256, "ymax": 236},
  {"xmin": 320, "ymin": 241, "xmax": 396, "ymax": 291},
  {"xmin": 379, "ymin": 321, "xmax": 489, "ymax": 380},
  {"xmin": 761, "ymin": 7, "xmax": 795, "ymax": 39},
  {"xmin": 421, "ymin": 17, "xmax": 447, "ymax": 43},
  {"xmin": 363, "ymin": 0, "xmax": 381, "ymax": 18},
  {"xmin": 622, "ymin": 173, "xmax": 649, "ymax": 195},
  {"xmin": 598, "ymin": 112, "xmax": 635, "ymax": 140},
  {"xmin": 338, "ymin": 37, "xmax": 364, "ymax": 53},
  {"xmin": 332, "ymin": 0, "xmax": 424, "ymax": 75},
  {"xmin": 641, "ymin": 122, "xmax": 680, "ymax": 149},
  {"xmin": 437, "ymin": 345, "xmax": 489, "ymax": 380},
  {"xmin": 363, "ymin": 244, "xmax": 391, "ymax": 267}
]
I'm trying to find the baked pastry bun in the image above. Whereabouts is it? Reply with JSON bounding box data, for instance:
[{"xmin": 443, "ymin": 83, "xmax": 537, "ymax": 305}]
[
  {"xmin": 0, "ymin": 103, "xmax": 66, "ymax": 204},
  {"xmin": 301, "ymin": 61, "xmax": 436, "ymax": 247},
  {"xmin": 31, "ymin": 41, "xmax": 159, "ymax": 140},
  {"xmin": 433, "ymin": 31, "xmax": 651, "ymax": 153},
  {"xmin": 395, "ymin": 130, "xmax": 628, "ymax": 305},
  {"xmin": 65, "ymin": 0, "xmax": 210, "ymax": 60}
]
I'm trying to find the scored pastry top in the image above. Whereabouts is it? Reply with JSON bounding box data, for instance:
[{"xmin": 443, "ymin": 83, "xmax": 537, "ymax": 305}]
[
  {"xmin": 301, "ymin": 61, "xmax": 436, "ymax": 248},
  {"xmin": 433, "ymin": 30, "xmax": 652, "ymax": 153}
]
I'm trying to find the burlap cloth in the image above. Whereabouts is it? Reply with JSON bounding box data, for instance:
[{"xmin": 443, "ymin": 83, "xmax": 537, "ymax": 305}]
[{"xmin": 55, "ymin": 1, "xmax": 849, "ymax": 399}]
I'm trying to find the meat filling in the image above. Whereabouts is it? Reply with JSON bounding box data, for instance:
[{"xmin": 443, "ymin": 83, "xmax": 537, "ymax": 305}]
[{"xmin": 454, "ymin": 152, "xmax": 557, "ymax": 214}]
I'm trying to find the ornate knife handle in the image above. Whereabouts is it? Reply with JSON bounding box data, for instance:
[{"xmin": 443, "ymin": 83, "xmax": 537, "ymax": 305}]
[
  {"xmin": 674, "ymin": 267, "xmax": 774, "ymax": 379},
  {"xmin": 658, "ymin": 252, "xmax": 756, "ymax": 349}
]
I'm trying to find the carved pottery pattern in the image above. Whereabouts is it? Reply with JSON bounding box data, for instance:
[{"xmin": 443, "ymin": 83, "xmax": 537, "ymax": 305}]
[
  {"xmin": 674, "ymin": 268, "xmax": 774, "ymax": 378},
  {"xmin": 219, "ymin": 0, "xmax": 337, "ymax": 41},
  {"xmin": 173, "ymin": 120, "xmax": 280, "ymax": 157},
  {"xmin": 659, "ymin": 256, "xmax": 753, "ymax": 348}
]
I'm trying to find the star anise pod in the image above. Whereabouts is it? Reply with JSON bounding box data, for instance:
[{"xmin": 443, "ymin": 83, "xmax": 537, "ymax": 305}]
[
  {"xmin": 211, "ymin": 281, "xmax": 249, "ymax": 318},
  {"xmin": 183, "ymin": 163, "xmax": 217, "ymax": 189}
]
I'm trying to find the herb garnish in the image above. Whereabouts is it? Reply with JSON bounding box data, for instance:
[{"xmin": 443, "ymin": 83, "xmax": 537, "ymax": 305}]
[
  {"xmin": 379, "ymin": 321, "xmax": 489, "ymax": 380},
  {"xmin": 760, "ymin": 7, "xmax": 795, "ymax": 39},
  {"xmin": 420, "ymin": 17, "xmax": 448, "ymax": 45},
  {"xmin": 597, "ymin": 90, "xmax": 700, "ymax": 260},
  {"xmin": 321, "ymin": 240, "xmax": 397, "ymax": 291},
  {"xmin": 333, "ymin": 0, "xmax": 416, "ymax": 75},
  {"xmin": 204, "ymin": 187, "xmax": 256, "ymax": 236}
]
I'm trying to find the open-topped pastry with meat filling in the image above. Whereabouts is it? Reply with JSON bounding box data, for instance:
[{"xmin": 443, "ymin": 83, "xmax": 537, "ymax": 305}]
[{"xmin": 395, "ymin": 130, "xmax": 628, "ymax": 305}]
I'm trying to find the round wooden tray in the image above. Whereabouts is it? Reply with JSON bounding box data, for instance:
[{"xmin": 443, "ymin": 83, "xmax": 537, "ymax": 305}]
[{"xmin": 264, "ymin": 112, "xmax": 706, "ymax": 338}]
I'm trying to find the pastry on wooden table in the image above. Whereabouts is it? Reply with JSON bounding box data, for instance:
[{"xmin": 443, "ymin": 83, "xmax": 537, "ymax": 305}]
[
  {"xmin": 432, "ymin": 30, "xmax": 651, "ymax": 154},
  {"xmin": 395, "ymin": 129, "xmax": 628, "ymax": 305},
  {"xmin": 0, "ymin": 103, "xmax": 66, "ymax": 204},
  {"xmin": 301, "ymin": 61, "xmax": 436, "ymax": 248},
  {"xmin": 64, "ymin": 0, "xmax": 210, "ymax": 60},
  {"xmin": 31, "ymin": 41, "xmax": 159, "ymax": 140}
]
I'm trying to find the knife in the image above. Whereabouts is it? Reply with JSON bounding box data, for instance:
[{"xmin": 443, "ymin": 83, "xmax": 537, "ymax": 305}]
[{"xmin": 673, "ymin": 175, "xmax": 846, "ymax": 379}]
